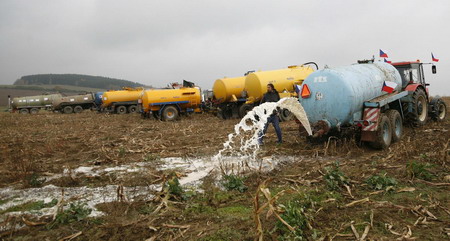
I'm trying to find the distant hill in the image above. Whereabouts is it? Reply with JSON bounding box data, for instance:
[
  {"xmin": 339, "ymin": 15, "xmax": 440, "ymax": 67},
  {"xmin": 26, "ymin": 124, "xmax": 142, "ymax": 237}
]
[{"xmin": 14, "ymin": 74, "xmax": 148, "ymax": 90}]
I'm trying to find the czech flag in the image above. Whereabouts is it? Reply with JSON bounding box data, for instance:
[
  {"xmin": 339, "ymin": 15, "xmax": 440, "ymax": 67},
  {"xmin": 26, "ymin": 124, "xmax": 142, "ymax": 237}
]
[
  {"xmin": 380, "ymin": 49, "xmax": 388, "ymax": 58},
  {"xmin": 384, "ymin": 58, "xmax": 392, "ymax": 64},
  {"xmin": 382, "ymin": 81, "xmax": 398, "ymax": 93},
  {"xmin": 294, "ymin": 84, "xmax": 301, "ymax": 94},
  {"xmin": 432, "ymin": 53, "xmax": 439, "ymax": 62}
]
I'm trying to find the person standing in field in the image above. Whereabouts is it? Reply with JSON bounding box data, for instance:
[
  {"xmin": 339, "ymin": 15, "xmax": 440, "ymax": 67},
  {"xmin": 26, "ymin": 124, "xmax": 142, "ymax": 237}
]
[{"xmin": 258, "ymin": 83, "xmax": 282, "ymax": 145}]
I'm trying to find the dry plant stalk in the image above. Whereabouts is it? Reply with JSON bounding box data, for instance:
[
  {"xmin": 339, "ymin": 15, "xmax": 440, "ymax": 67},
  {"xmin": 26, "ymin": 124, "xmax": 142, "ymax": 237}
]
[{"xmin": 253, "ymin": 179, "xmax": 294, "ymax": 241}]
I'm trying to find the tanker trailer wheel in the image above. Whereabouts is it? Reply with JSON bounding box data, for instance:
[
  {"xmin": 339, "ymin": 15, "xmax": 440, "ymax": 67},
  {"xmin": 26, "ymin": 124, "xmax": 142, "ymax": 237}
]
[
  {"xmin": 30, "ymin": 108, "xmax": 39, "ymax": 114},
  {"xmin": 162, "ymin": 105, "xmax": 178, "ymax": 121},
  {"xmin": 429, "ymin": 98, "xmax": 447, "ymax": 121},
  {"xmin": 63, "ymin": 106, "xmax": 73, "ymax": 114},
  {"xmin": 128, "ymin": 105, "xmax": 138, "ymax": 113},
  {"xmin": 386, "ymin": 109, "xmax": 403, "ymax": 142},
  {"xmin": 370, "ymin": 114, "xmax": 392, "ymax": 149},
  {"xmin": 19, "ymin": 108, "xmax": 29, "ymax": 114},
  {"xmin": 73, "ymin": 105, "xmax": 83, "ymax": 113},
  {"xmin": 239, "ymin": 104, "xmax": 253, "ymax": 118},
  {"xmin": 116, "ymin": 105, "xmax": 127, "ymax": 114},
  {"xmin": 279, "ymin": 108, "xmax": 293, "ymax": 122},
  {"xmin": 408, "ymin": 88, "xmax": 428, "ymax": 126}
]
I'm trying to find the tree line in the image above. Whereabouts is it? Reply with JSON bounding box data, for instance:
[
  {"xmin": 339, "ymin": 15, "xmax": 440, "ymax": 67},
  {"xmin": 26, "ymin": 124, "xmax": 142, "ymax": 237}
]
[{"xmin": 14, "ymin": 74, "xmax": 148, "ymax": 90}]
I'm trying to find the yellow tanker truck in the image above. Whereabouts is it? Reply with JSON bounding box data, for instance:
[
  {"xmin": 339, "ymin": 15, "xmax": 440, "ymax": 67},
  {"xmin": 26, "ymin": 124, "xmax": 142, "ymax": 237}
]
[
  {"xmin": 240, "ymin": 63, "xmax": 317, "ymax": 119},
  {"xmin": 101, "ymin": 87, "xmax": 144, "ymax": 114},
  {"xmin": 140, "ymin": 87, "xmax": 202, "ymax": 121},
  {"xmin": 212, "ymin": 76, "xmax": 247, "ymax": 119}
]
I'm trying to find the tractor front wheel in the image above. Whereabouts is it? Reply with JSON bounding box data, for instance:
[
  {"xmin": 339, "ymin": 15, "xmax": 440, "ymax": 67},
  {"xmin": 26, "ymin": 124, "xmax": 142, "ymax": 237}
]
[{"xmin": 429, "ymin": 97, "xmax": 447, "ymax": 121}]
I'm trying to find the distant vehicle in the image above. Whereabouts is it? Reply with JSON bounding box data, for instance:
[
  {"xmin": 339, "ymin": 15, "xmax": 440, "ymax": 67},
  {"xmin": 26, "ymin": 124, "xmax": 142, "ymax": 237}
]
[
  {"xmin": 10, "ymin": 93, "xmax": 63, "ymax": 114},
  {"xmin": 299, "ymin": 59, "xmax": 446, "ymax": 149},
  {"xmin": 52, "ymin": 93, "xmax": 96, "ymax": 114},
  {"xmin": 101, "ymin": 87, "xmax": 144, "ymax": 114},
  {"xmin": 140, "ymin": 81, "xmax": 201, "ymax": 121}
]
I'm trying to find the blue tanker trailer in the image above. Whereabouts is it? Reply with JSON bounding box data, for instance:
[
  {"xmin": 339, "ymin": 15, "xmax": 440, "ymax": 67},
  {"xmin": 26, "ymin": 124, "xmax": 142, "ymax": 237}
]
[{"xmin": 299, "ymin": 60, "xmax": 447, "ymax": 149}]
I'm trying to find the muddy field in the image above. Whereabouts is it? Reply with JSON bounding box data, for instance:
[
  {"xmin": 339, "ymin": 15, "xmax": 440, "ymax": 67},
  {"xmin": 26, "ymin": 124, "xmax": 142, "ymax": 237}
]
[{"xmin": 0, "ymin": 100, "xmax": 449, "ymax": 240}]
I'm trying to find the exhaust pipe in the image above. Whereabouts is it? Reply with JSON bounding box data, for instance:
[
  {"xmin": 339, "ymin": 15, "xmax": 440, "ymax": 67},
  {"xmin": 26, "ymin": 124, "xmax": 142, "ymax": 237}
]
[{"xmin": 7, "ymin": 95, "xmax": 11, "ymax": 111}]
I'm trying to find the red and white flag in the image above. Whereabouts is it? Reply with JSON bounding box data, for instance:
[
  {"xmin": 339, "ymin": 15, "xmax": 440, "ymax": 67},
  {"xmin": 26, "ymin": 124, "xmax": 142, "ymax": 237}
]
[{"xmin": 382, "ymin": 81, "xmax": 398, "ymax": 93}]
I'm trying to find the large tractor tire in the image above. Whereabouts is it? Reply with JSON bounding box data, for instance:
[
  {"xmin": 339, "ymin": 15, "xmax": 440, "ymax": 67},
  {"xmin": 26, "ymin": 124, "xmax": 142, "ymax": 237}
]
[
  {"xmin": 19, "ymin": 108, "xmax": 29, "ymax": 114},
  {"xmin": 279, "ymin": 108, "xmax": 293, "ymax": 122},
  {"xmin": 162, "ymin": 106, "xmax": 178, "ymax": 121},
  {"xmin": 407, "ymin": 88, "xmax": 428, "ymax": 126},
  {"xmin": 370, "ymin": 114, "xmax": 392, "ymax": 150},
  {"xmin": 73, "ymin": 105, "xmax": 83, "ymax": 113},
  {"xmin": 63, "ymin": 106, "xmax": 73, "ymax": 114},
  {"xmin": 30, "ymin": 108, "xmax": 39, "ymax": 114},
  {"xmin": 429, "ymin": 97, "xmax": 447, "ymax": 121},
  {"xmin": 128, "ymin": 105, "xmax": 138, "ymax": 113},
  {"xmin": 116, "ymin": 105, "xmax": 127, "ymax": 114},
  {"xmin": 386, "ymin": 109, "xmax": 403, "ymax": 142},
  {"xmin": 238, "ymin": 104, "xmax": 253, "ymax": 118}
]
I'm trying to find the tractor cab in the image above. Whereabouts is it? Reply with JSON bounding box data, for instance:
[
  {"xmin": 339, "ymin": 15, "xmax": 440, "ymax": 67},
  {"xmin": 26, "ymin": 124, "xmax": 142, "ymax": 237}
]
[{"xmin": 391, "ymin": 61, "xmax": 428, "ymax": 89}]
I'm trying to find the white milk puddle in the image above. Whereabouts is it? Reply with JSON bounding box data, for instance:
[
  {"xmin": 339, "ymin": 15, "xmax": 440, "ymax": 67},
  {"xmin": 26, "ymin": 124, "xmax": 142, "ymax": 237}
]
[{"xmin": 0, "ymin": 97, "xmax": 311, "ymax": 225}]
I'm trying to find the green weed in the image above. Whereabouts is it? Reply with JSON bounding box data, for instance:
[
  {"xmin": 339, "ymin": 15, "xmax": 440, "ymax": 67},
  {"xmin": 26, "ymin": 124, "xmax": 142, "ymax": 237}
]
[
  {"xmin": 27, "ymin": 173, "xmax": 46, "ymax": 187},
  {"xmin": 48, "ymin": 202, "xmax": 91, "ymax": 229},
  {"xmin": 276, "ymin": 199, "xmax": 309, "ymax": 240},
  {"xmin": 323, "ymin": 161, "xmax": 349, "ymax": 191},
  {"xmin": 144, "ymin": 153, "xmax": 160, "ymax": 162},
  {"xmin": 407, "ymin": 160, "xmax": 434, "ymax": 181},
  {"xmin": 366, "ymin": 172, "xmax": 398, "ymax": 191},
  {"xmin": 221, "ymin": 174, "xmax": 248, "ymax": 193},
  {"xmin": 118, "ymin": 147, "xmax": 126, "ymax": 157}
]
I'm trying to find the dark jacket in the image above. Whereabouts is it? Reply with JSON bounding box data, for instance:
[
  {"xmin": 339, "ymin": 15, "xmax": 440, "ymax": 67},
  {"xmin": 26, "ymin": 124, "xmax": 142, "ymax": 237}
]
[
  {"xmin": 261, "ymin": 91, "xmax": 280, "ymax": 104},
  {"xmin": 261, "ymin": 91, "xmax": 280, "ymax": 116}
]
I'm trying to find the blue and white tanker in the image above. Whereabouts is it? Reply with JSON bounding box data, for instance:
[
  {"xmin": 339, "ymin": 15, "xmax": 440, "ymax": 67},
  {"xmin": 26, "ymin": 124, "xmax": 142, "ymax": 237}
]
[{"xmin": 298, "ymin": 60, "xmax": 446, "ymax": 149}]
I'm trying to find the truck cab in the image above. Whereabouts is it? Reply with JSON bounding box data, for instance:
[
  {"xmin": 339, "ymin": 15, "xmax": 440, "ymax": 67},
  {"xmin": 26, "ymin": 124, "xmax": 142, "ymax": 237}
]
[{"xmin": 391, "ymin": 61, "xmax": 427, "ymax": 89}]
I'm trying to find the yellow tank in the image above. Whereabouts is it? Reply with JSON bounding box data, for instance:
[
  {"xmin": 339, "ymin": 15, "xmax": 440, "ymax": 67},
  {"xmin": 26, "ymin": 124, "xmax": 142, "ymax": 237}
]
[
  {"xmin": 141, "ymin": 87, "xmax": 201, "ymax": 121},
  {"xmin": 244, "ymin": 65, "xmax": 314, "ymax": 104},
  {"xmin": 101, "ymin": 87, "xmax": 144, "ymax": 108},
  {"xmin": 212, "ymin": 76, "xmax": 246, "ymax": 103}
]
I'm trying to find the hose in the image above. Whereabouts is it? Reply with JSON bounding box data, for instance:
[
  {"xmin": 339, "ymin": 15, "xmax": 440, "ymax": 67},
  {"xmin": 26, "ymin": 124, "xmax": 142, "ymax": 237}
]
[{"xmin": 302, "ymin": 62, "xmax": 319, "ymax": 70}]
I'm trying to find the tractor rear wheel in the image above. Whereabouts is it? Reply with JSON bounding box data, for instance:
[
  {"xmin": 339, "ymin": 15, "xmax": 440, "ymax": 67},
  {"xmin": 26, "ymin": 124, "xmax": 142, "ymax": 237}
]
[
  {"xmin": 63, "ymin": 106, "xmax": 73, "ymax": 114},
  {"xmin": 370, "ymin": 114, "xmax": 392, "ymax": 149},
  {"xmin": 128, "ymin": 105, "xmax": 138, "ymax": 113},
  {"xmin": 73, "ymin": 105, "xmax": 83, "ymax": 113},
  {"xmin": 162, "ymin": 106, "xmax": 178, "ymax": 121},
  {"xmin": 386, "ymin": 109, "xmax": 403, "ymax": 142},
  {"xmin": 116, "ymin": 105, "xmax": 127, "ymax": 114},
  {"xmin": 19, "ymin": 108, "xmax": 29, "ymax": 114},
  {"xmin": 407, "ymin": 88, "xmax": 428, "ymax": 126},
  {"xmin": 429, "ymin": 98, "xmax": 447, "ymax": 121},
  {"xmin": 30, "ymin": 108, "xmax": 39, "ymax": 114}
]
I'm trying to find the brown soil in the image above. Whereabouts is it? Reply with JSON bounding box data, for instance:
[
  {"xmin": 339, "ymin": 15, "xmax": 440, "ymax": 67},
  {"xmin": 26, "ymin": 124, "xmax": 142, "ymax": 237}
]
[{"xmin": 0, "ymin": 98, "xmax": 449, "ymax": 240}]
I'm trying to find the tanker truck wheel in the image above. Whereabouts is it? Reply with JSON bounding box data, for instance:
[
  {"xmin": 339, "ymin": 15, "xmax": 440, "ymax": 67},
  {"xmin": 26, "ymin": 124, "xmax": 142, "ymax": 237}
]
[
  {"xmin": 429, "ymin": 98, "xmax": 447, "ymax": 121},
  {"xmin": 63, "ymin": 106, "xmax": 73, "ymax": 114},
  {"xmin": 30, "ymin": 108, "xmax": 39, "ymax": 114},
  {"xmin": 370, "ymin": 114, "xmax": 392, "ymax": 150},
  {"xmin": 279, "ymin": 108, "xmax": 293, "ymax": 122},
  {"xmin": 408, "ymin": 88, "xmax": 428, "ymax": 126},
  {"xmin": 128, "ymin": 105, "xmax": 137, "ymax": 113},
  {"xmin": 19, "ymin": 108, "xmax": 29, "ymax": 114},
  {"xmin": 73, "ymin": 106, "xmax": 83, "ymax": 113},
  {"xmin": 386, "ymin": 109, "xmax": 403, "ymax": 142},
  {"xmin": 239, "ymin": 104, "xmax": 253, "ymax": 118},
  {"xmin": 162, "ymin": 106, "xmax": 178, "ymax": 121},
  {"xmin": 116, "ymin": 106, "xmax": 127, "ymax": 114}
]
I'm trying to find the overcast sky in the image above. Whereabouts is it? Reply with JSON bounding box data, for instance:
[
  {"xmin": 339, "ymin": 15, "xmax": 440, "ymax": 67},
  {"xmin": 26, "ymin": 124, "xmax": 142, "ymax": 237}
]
[{"xmin": 1, "ymin": 0, "xmax": 449, "ymax": 95}]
